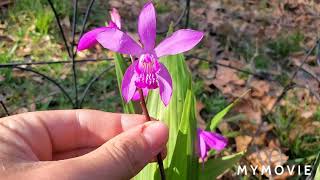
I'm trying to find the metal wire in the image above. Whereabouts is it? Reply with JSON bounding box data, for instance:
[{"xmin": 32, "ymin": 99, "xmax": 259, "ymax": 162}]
[
  {"xmin": 14, "ymin": 66, "xmax": 75, "ymax": 107},
  {"xmin": 0, "ymin": 58, "xmax": 112, "ymax": 68},
  {"xmin": 79, "ymin": 65, "xmax": 114, "ymax": 107},
  {"xmin": 71, "ymin": 0, "xmax": 79, "ymax": 108},
  {"xmin": 47, "ymin": 0, "xmax": 71, "ymax": 57},
  {"xmin": 0, "ymin": 101, "xmax": 9, "ymax": 116},
  {"xmin": 184, "ymin": 0, "xmax": 191, "ymax": 28},
  {"xmin": 77, "ymin": 0, "xmax": 96, "ymax": 49}
]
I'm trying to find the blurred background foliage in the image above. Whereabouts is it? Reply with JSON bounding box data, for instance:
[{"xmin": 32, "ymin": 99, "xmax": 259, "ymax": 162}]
[{"xmin": 1, "ymin": 0, "xmax": 320, "ymax": 179}]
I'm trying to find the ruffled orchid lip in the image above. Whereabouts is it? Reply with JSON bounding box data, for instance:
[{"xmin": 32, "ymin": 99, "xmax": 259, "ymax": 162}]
[{"xmin": 134, "ymin": 54, "xmax": 160, "ymax": 89}]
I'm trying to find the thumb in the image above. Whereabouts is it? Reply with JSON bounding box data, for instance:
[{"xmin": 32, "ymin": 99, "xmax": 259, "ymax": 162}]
[{"xmin": 70, "ymin": 121, "xmax": 168, "ymax": 180}]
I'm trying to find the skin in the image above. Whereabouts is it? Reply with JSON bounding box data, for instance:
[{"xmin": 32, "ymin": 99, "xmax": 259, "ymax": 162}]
[{"xmin": 0, "ymin": 109, "xmax": 168, "ymax": 180}]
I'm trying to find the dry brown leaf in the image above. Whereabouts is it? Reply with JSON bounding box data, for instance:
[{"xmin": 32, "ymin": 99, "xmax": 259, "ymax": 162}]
[
  {"xmin": 247, "ymin": 148, "xmax": 289, "ymax": 178},
  {"xmin": 196, "ymin": 101, "xmax": 206, "ymax": 129},
  {"xmin": 250, "ymin": 80, "xmax": 270, "ymax": 98},
  {"xmin": 211, "ymin": 59, "xmax": 246, "ymax": 96},
  {"xmin": 235, "ymin": 135, "xmax": 252, "ymax": 152},
  {"xmin": 236, "ymin": 99, "xmax": 262, "ymax": 124}
]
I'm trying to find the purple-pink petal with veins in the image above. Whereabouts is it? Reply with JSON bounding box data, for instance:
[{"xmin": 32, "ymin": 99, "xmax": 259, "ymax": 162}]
[
  {"xmin": 110, "ymin": 8, "xmax": 121, "ymax": 29},
  {"xmin": 122, "ymin": 61, "xmax": 138, "ymax": 102},
  {"xmin": 157, "ymin": 63, "xmax": 172, "ymax": 106},
  {"xmin": 138, "ymin": 2, "xmax": 156, "ymax": 52},
  {"xmin": 154, "ymin": 29, "xmax": 204, "ymax": 58},
  {"xmin": 201, "ymin": 131, "xmax": 228, "ymax": 151},
  {"xmin": 96, "ymin": 28, "xmax": 143, "ymax": 56},
  {"xmin": 77, "ymin": 27, "xmax": 109, "ymax": 51},
  {"xmin": 198, "ymin": 130, "xmax": 208, "ymax": 161},
  {"xmin": 132, "ymin": 88, "xmax": 149, "ymax": 101}
]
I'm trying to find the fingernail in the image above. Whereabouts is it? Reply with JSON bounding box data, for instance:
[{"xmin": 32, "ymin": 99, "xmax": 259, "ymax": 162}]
[{"xmin": 142, "ymin": 121, "xmax": 168, "ymax": 155}]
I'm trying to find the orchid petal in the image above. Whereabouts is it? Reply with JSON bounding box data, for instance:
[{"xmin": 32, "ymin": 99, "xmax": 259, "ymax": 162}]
[
  {"xmin": 138, "ymin": 2, "xmax": 156, "ymax": 52},
  {"xmin": 202, "ymin": 131, "xmax": 228, "ymax": 151},
  {"xmin": 122, "ymin": 62, "xmax": 138, "ymax": 102},
  {"xmin": 199, "ymin": 130, "xmax": 207, "ymax": 161},
  {"xmin": 77, "ymin": 27, "xmax": 109, "ymax": 51},
  {"xmin": 110, "ymin": 8, "xmax": 121, "ymax": 29},
  {"xmin": 96, "ymin": 28, "xmax": 143, "ymax": 56},
  {"xmin": 157, "ymin": 63, "xmax": 172, "ymax": 106},
  {"xmin": 155, "ymin": 29, "xmax": 204, "ymax": 57},
  {"xmin": 132, "ymin": 88, "xmax": 149, "ymax": 101}
]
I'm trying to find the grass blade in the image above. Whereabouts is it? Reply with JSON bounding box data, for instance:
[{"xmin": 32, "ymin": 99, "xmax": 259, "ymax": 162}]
[{"xmin": 207, "ymin": 89, "xmax": 251, "ymax": 131}]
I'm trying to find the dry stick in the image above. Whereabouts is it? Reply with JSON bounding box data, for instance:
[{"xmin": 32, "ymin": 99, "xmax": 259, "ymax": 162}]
[
  {"xmin": 246, "ymin": 38, "xmax": 320, "ymax": 154},
  {"xmin": 129, "ymin": 56, "xmax": 165, "ymax": 180},
  {"xmin": 138, "ymin": 89, "xmax": 166, "ymax": 180}
]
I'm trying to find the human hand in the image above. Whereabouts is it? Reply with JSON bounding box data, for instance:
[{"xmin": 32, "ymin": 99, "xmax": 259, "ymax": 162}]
[{"xmin": 0, "ymin": 110, "xmax": 168, "ymax": 180}]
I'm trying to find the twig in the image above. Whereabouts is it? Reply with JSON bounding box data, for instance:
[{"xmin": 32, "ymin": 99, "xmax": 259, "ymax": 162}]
[
  {"xmin": 188, "ymin": 55, "xmax": 275, "ymax": 80},
  {"xmin": 156, "ymin": 4, "xmax": 187, "ymax": 34},
  {"xmin": 295, "ymin": 83, "xmax": 320, "ymax": 102},
  {"xmin": 270, "ymin": 39, "xmax": 319, "ymax": 111},
  {"xmin": 247, "ymin": 38, "xmax": 320, "ymax": 154},
  {"xmin": 293, "ymin": 59, "xmax": 320, "ymax": 84}
]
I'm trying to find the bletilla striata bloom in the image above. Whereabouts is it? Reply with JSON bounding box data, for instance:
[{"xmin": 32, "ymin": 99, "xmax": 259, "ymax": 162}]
[
  {"xmin": 198, "ymin": 128, "xmax": 228, "ymax": 161},
  {"xmin": 79, "ymin": 3, "xmax": 203, "ymax": 106}
]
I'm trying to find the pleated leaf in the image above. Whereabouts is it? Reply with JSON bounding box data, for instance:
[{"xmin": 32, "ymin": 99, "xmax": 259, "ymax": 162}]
[
  {"xmin": 113, "ymin": 53, "xmax": 135, "ymax": 114},
  {"xmin": 316, "ymin": 168, "xmax": 320, "ymax": 180},
  {"xmin": 199, "ymin": 151, "xmax": 244, "ymax": 180},
  {"xmin": 168, "ymin": 89, "xmax": 198, "ymax": 180},
  {"xmin": 134, "ymin": 54, "xmax": 197, "ymax": 180}
]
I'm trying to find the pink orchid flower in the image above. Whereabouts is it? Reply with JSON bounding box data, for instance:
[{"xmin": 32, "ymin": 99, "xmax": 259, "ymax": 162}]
[
  {"xmin": 94, "ymin": 2, "xmax": 204, "ymax": 106},
  {"xmin": 77, "ymin": 8, "xmax": 121, "ymax": 51},
  {"xmin": 198, "ymin": 128, "xmax": 228, "ymax": 161}
]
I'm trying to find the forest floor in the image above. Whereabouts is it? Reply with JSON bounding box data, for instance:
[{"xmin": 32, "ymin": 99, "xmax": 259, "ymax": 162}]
[{"xmin": 1, "ymin": 0, "xmax": 320, "ymax": 179}]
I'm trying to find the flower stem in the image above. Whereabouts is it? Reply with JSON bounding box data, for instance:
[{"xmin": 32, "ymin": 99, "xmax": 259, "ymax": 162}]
[
  {"xmin": 130, "ymin": 55, "xmax": 166, "ymax": 179},
  {"xmin": 137, "ymin": 88, "xmax": 166, "ymax": 180}
]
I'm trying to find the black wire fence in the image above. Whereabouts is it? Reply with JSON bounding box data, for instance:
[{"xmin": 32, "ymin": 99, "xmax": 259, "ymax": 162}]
[
  {"xmin": 0, "ymin": 0, "xmax": 193, "ymax": 116},
  {"xmin": 0, "ymin": 0, "xmax": 319, "ymax": 119},
  {"xmin": 1, "ymin": 1, "xmax": 320, "ymax": 178}
]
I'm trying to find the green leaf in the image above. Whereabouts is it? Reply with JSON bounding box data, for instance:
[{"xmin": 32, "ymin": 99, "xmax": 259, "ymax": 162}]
[
  {"xmin": 113, "ymin": 53, "xmax": 135, "ymax": 114},
  {"xmin": 135, "ymin": 54, "xmax": 197, "ymax": 180},
  {"xmin": 168, "ymin": 90, "xmax": 198, "ymax": 180},
  {"xmin": 309, "ymin": 152, "xmax": 320, "ymax": 180},
  {"xmin": 199, "ymin": 152, "xmax": 244, "ymax": 180},
  {"xmin": 206, "ymin": 89, "xmax": 251, "ymax": 131},
  {"xmin": 166, "ymin": 22, "xmax": 174, "ymax": 36},
  {"xmin": 315, "ymin": 165, "xmax": 320, "ymax": 180}
]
